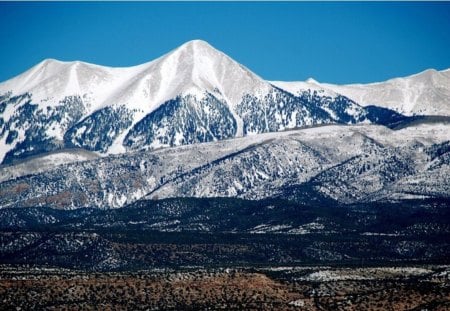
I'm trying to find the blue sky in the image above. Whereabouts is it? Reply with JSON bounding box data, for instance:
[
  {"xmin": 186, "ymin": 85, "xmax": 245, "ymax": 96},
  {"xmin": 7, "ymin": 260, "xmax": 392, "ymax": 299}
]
[{"xmin": 1, "ymin": 2, "xmax": 449, "ymax": 84}]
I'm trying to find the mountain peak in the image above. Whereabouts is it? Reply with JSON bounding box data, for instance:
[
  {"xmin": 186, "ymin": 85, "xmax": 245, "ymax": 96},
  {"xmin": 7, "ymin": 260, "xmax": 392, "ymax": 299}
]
[
  {"xmin": 39, "ymin": 58, "xmax": 64, "ymax": 65},
  {"xmin": 178, "ymin": 39, "xmax": 215, "ymax": 50},
  {"xmin": 306, "ymin": 78, "xmax": 319, "ymax": 84},
  {"xmin": 164, "ymin": 39, "xmax": 226, "ymax": 68},
  {"xmin": 143, "ymin": 39, "xmax": 269, "ymax": 108}
]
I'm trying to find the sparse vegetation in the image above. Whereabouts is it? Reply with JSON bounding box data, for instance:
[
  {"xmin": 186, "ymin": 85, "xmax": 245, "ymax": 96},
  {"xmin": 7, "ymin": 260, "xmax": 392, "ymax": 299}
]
[
  {"xmin": 0, "ymin": 198, "xmax": 448, "ymax": 309},
  {"xmin": 0, "ymin": 265, "xmax": 448, "ymax": 310}
]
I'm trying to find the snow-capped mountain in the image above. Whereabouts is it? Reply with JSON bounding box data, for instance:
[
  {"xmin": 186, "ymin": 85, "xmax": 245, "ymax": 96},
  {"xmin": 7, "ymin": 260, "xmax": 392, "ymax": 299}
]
[
  {"xmin": 272, "ymin": 68, "xmax": 450, "ymax": 116},
  {"xmin": 0, "ymin": 40, "xmax": 405, "ymax": 164},
  {"xmin": 1, "ymin": 39, "xmax": 449, "ymax": 211}
]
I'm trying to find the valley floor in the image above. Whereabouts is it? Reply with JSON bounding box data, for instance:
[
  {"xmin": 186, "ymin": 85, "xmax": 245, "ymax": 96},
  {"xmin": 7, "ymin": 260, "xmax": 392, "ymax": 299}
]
[
  {"xmin": 0, "ymin": 198, "xmax": 448, "ymax": 309},
  {"xmin": 0, "ymin": 265, "xmax": 448, "ymax": 310}
]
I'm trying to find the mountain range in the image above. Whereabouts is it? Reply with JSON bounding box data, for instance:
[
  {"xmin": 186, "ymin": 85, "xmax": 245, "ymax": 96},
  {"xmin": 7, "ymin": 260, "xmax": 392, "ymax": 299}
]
[
  {"xmin": 0, "ymin": 40, "xmax": 449, "ymax": 210},
  {"xmin": 272, "ymin": 68, "xmax": 450, "ymax": 117}
]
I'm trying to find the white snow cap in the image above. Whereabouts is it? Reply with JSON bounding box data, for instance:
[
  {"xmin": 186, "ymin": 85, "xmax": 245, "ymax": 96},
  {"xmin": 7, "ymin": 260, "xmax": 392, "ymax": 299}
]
[
  {"xmin": 147, "ymin": 39, "xmax": 270, "ymax": 106},
  {"xmin": 319, "ymin": 68, "xmax": 450, "ymax": 116},
  {"xmin": 1, "ymin": 39, "xmax": 449, "ymax": 117},
  {"xmin": 272, "ymin": 68, "xmax": 450, "ymax": 116},
  {"xmin": 0, "ymin": 39, "xmax": 271, "ymax": 115}
]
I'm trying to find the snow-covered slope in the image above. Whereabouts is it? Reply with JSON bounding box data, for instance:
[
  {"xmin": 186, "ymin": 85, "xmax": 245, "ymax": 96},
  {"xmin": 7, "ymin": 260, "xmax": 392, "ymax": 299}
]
[
  {"xmin": 0, "ymin": 40, "xmax": 267, "ymax": 160},
  {"xmin": 1, "ymin": 123, "xmax": 449, "ymax": 209},
  {"xmin": 0, "ymin": 149, "xmax": 98, "ymax": 183},
  {"xmin": 0, "ymin": 40, "xmax": 407, "ymax": 164},
  {"xmin": 0, "ymin": 59, "xmax": 136, "ymax": 114},
  {"xmin": 0, "ymin": 40, "xmax": 268, "ymax": 116},
  {"xmin": 272, "ymin": 68, "xmax": 450, "ymax": 116},
  {"xmin": 270, "ymin": 78, "xmax": 338, "ymax": 98}
]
